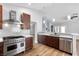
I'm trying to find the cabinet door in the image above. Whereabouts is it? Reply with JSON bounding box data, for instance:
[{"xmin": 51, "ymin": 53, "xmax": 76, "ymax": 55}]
[
  {"xmin": 21, "ymin": 13, "xmax": 30, "ymax": 29},
  {"xmin": 38, "ymin": 35, "xmax": 42, "ymax": 43},
  {"xmin": 25, "ymin": 37, "xmax": 33, "ymax": 50},
  {"xmin": 0, "ymin": 5, "xmax": 2, "ymax": 29},
  {"xmin": 48, "ymin": 36, "xmax": 59, "ymax": 49},
  {"xmin": 45, "ymin": 36, "xmax": 52, "ymax": 45},
  {"xmin": 38, "ymin": 35, "xmax": 46, "ymax": 44},
  {"xmin": 53, "ymin": 37, "xmax": 59, "ymax": 49},
  {"xmin": 0, "ymin": 42, "xmax": 3, "ymax": 56}
]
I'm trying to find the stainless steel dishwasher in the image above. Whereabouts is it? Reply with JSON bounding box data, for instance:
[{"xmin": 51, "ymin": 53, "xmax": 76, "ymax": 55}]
[{"xmin": 59, "ymin": 37, "xmax": 72, "ymax": 54}]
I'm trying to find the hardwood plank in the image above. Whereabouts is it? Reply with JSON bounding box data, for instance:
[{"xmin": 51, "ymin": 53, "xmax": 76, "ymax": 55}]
[{"xmin": 17, "ymin": 44, "xmax": 71, "ymax": 56}]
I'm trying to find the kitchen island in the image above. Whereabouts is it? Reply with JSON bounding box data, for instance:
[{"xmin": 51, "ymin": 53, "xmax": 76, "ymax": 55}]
[{"xmin": 37, "ymin": 32, "xmax": 79, "ymax": 56}]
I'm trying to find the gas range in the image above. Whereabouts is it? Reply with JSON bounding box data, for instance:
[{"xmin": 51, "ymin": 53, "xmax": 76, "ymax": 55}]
[
  {"xmin": 4, "ymin": 36, "xmax": 24, "ymax": 44},
  {"xmin": 3, "ymin": 36, "xmax": 25, "ymax": 56}
]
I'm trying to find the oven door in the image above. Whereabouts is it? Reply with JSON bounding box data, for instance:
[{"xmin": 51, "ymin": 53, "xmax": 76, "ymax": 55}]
[
  {"xmin": 4, "ymin": 43, "xmax": 17, "ymax": 56},
  {"xmin": 17, "ymin": 42, "xmax": 25, "ymax": 54}
]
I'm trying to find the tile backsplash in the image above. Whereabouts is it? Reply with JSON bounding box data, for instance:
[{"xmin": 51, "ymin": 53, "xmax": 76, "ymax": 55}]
[
  {"xmin": 0, "ymin": 24, "xmax": 30, "ymax": 37},
  {"xmin": 0, "ymin": 29, "xmax": 30, "ymax": 37}
]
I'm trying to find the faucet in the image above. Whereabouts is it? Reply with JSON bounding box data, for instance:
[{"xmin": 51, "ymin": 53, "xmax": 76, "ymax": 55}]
[{"xmin": 54, "ymin": 32, "xmax": 57, "ymax": 35}]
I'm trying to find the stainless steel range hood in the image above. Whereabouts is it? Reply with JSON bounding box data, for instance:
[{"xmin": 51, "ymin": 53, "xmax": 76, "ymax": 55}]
[
  {"xmin": 3, "ymin": 19, "xmax": 23, "ymax": 25},
  {"xmin": 3, "ymin": 10, "xmax": 23, "ymax": 25}
]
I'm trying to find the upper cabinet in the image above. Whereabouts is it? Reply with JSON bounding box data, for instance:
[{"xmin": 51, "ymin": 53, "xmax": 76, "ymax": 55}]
[
  {"xmin": 21, "ymin": 13, "xmax": 30, "ymax": 29},
  {"xmin": 0, "ymin": 5, "xmax": 3, "ymax": 29}
]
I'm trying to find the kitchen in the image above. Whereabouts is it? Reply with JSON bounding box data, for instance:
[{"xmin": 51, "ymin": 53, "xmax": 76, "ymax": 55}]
[{"xmin": 0, "ymin": 3, "xmax": 79, "ymax": 56}]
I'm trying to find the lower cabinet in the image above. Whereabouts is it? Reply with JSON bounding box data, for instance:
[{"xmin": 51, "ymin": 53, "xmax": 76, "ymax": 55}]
[
  {"xmin": 38, "ymin": 35, "xmax": 46, "ymax": 44},
  {"xmin": 48, "ymin": 36, "xmax": 59, "ymax": 49},
  {"xmin": 38, "ymin": 35, "xmax": 59, "ymax": 49},
  {"xmin": 0, "ymin": 42, "xmax": 3, "ymax": 56},
  {"xmin": 25, "ymin": 37, "xmax": 33, "ymax": 50},
  {"xmin": 38, "ymin": 35, "xmax": 72, "ymax": 54}
]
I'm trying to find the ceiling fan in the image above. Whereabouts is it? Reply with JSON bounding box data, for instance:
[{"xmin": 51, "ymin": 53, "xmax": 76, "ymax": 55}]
[{"xmin": 67, "ymin": 13, "xmax": 78, "ymax": 20}]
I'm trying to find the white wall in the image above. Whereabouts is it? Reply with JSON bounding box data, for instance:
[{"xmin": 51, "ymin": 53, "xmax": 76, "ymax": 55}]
[{"xmin": 64, "ymin": 20, "xmax": 79, "ymax": 33}]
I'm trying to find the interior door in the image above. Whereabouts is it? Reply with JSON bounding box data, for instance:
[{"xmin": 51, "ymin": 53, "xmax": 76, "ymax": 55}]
[{"xmin": 30, "ymin": 22, "xmax": 37, "ymax": 43}]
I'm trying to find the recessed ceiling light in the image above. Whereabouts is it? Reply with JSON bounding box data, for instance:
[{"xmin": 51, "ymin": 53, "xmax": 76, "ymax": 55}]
[
  {"xmin": 43, "ymin": 20, "xmax": 45, "ymax": 24},
  {"xmin": 4, "ymin": 23, "xmax": 9, "ymax": 27},
  {"xmin": 67, "ymin": 15, "xmax": 71, "ymax": 20},
  {"xmin": 52, "ymin": 18, "xmax": 55, "ymax": 22},
  {"xmin": 17, "ymin": 25, "xmax": 20, "ymax": 27}
]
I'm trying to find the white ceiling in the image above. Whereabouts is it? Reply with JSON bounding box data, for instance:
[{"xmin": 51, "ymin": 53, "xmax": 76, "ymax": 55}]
[
  {"xmin": 8, "ymin": 3, "xmax": 79, "ymax": 12},
  {"xmin": 4, "ymin": 3, "xmax": 53, "ymax": 11}
]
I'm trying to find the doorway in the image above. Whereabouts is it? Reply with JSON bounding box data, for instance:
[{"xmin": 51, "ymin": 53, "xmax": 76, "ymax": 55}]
[{"xmin": 30, "ymin": 22, "xmax": 37, "ymax": 44}]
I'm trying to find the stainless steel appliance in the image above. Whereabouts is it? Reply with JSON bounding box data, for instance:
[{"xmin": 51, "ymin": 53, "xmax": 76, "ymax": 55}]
[
  {"xmin": 3, "ymin": 10, "xmax": 23, "ymax": 25},
  {"xmin": 59, "ymin": 37, "xmax": 72, "ymax": 54},
  {"xmin": 3, "ymin": 36, "xmax": 25, "ymax": 56}
]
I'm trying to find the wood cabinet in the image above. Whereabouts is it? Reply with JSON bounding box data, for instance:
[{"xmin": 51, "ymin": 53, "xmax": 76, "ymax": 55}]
[
  {"xmin": 38, "ymin": 35, "xmax": 46, "ymax": 44},
  {"xmin": 38, "ymin": 35, "xmax": 59, "ymax": 49},
  {"xmin": 21, "ymin": 13, "xmax": 30, "ymax": 29},
  {"xmin": 48, "ymin": 36, "xmax": 59, "ymax": 49},
  {"xmin": 38, "ymin": 35, "xmax": 72, "ymax": 54},
  {"xmin": 0, "ymin": 5, "xmax": 3, "ymax": 29},
  {"xmin": 25, "ymin": 37, "xmax": 33, "ymax": 50},
  {"xmin": 0, "ymin": 42, "xmax": 3, "ymax": 56}
]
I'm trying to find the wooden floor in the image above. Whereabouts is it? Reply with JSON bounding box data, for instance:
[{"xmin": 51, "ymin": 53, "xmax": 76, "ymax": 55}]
[{"xmin": 17, "ymin": 44, "xmax": 71, "ymax": 56}]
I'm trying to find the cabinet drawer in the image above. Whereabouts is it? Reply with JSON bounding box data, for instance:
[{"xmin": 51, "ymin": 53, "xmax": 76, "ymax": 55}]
[{"xmin": 50, "ymin": 39, "xmax": 58, "ymax": 42}]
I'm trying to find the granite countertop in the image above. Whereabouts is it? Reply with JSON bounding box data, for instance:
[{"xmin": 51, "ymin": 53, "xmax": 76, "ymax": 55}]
[
  {"xmin": 38, "ymin": 32, "xmax": 73, "ymax": 38},
  {"xmin": 24, "ymin": 35, "xmax": 33, "ymax": 38},
  {"xmin": 0, "ymin": 38, "xmax": 3, "ymax": 42}
]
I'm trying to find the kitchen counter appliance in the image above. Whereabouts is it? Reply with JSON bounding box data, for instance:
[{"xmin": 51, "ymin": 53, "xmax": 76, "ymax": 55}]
[
  {"xmin": 59, "ymin": 37, "xmax": 72, "ymax": 54},
  {"xmin": 3, "ymin": 36, "xmax": 25, "ymax": 56}
]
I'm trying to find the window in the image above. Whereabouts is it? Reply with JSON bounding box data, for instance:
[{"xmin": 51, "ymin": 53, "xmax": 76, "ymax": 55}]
[
  {"xmin": 51, "ymin": 25, "xmax": 53, "ymax": 32},
  {"xmin": 61, "ymin": 26, "xmax": 65, "ymax": 33},
  {"xmin": 54, "ymin": 26, "xmax": 60, "ymax": 33}
]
